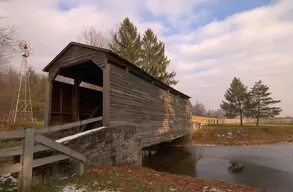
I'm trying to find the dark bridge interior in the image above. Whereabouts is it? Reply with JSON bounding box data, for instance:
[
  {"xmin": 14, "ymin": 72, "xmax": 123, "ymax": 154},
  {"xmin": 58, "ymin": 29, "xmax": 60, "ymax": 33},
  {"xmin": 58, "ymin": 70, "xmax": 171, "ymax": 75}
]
[{"xmin": 50, "ymin": 60, "xmax": 103, "ymax": 130}]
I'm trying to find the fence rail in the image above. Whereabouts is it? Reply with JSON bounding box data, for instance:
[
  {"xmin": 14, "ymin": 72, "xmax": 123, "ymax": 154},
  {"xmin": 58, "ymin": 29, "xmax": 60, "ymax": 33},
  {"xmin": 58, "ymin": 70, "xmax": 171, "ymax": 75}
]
[
  {"xmin": 0, "ymin": 116, "xmax": 103, "ymax": 192},
  {"xmin": 192, "ymin": 116, "xmax": 293, "ymax": 125}
]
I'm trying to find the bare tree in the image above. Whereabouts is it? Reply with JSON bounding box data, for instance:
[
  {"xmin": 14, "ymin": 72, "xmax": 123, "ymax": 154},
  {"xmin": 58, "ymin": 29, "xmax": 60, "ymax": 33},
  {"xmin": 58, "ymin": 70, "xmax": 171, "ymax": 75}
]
[
  {"xmin": 192, "ymin": 101, "xmax": 207, "ymax": 116},
  {"xmin": 77, "ymin": 26, "xmax": 109, "ymax": 49},
  {"xmin": 0, "ymin": 25, "xmax": 18, "ymax": 67},
  {"xmin": 0, "ymin": 1, "xmax": 19, "ymax": 70}
]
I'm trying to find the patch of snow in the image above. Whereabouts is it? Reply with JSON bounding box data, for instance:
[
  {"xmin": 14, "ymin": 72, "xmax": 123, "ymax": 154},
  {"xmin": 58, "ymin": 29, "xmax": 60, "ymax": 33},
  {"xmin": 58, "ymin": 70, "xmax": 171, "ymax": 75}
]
[
  {"xmin": 0, "ymin": 173, "xmax": 18, "ymax": 183},
  {"xmin": 192, "ymin": 144, "xmax": 219, "ymax": 146},
  {"xmin": 56, "ymin": 126, "xmax": 106, "ymax": 143},
  {"xmin": 0, "ymin": 173, "xmax": 18, "ymax": 191},
  {"xmin": 203, "ymin": 186, "xmax": 222, "ymax": 192},
  {"xmin": 60, "ymin": 185, "xmax": 87, "ymax": 192}
]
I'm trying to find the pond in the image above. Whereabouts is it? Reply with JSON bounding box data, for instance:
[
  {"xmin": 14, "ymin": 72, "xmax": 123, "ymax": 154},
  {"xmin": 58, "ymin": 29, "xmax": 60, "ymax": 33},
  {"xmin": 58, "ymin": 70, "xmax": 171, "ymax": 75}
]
[{"xmin": 142, "ymin": 143, "xmax": 293, "ymax": 192}]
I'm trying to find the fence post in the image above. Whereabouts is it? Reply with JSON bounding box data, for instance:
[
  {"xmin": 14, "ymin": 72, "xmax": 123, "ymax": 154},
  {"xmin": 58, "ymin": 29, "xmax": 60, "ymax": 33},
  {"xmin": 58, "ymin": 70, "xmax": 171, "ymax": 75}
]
[
  {"xmin": 21, "ymin": 128, "xmax": 35, "ymax": 192},
  {"xmin": 77, "ymin": 161, "xmax": 84, "ymax": 176}
]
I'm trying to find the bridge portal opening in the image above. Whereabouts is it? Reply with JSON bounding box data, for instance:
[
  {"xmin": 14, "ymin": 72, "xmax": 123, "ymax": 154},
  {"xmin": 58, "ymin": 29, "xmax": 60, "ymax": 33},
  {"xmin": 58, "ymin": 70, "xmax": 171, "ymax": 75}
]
[{"xmin": 49, "ymin": 60, "xmax": 103, "ymax": 130}]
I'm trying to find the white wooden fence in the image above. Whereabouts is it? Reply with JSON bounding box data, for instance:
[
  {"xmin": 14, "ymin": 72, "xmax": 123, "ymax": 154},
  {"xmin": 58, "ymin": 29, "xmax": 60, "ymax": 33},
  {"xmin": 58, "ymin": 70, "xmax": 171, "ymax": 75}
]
[{"xmin": 0, "ymin": 116, "xmax": 103, "ymax": 192}]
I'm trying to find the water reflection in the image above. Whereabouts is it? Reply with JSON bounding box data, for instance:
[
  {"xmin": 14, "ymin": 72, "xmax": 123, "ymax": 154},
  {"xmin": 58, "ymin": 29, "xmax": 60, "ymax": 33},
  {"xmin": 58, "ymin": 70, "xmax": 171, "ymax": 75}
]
[{"xmin": 143, "ymin": 145, "xmax": 293, "ymax": 192}]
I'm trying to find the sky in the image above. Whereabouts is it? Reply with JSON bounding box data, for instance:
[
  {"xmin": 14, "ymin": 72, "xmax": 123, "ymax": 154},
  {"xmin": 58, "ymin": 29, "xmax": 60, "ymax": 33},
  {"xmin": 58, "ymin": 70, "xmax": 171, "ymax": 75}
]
[{"xmin": 1, "ymin": 0, "xmax": 293, "ymax": 116}]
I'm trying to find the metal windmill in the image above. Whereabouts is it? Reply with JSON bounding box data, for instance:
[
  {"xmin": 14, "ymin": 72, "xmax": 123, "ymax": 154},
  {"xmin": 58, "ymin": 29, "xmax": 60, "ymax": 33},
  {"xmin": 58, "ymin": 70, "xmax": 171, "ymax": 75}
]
[{"xmin": 7, "ymin": 40, "xmax": 35, "ymax": 125}]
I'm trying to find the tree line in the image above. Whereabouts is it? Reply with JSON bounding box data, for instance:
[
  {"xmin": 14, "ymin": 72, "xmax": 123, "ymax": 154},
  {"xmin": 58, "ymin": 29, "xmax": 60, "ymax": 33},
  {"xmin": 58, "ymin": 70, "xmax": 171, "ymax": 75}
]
[
  {"xmin": 192, "ymin": 101, "xmax": 225, "ymax": 118},
  {"xmin": 0, "ymin": 66, "xmax": 46, "ymax": 120},
  {"xmin": 220, "ymin": 77, "xmax": 282, "ymax": 126}
]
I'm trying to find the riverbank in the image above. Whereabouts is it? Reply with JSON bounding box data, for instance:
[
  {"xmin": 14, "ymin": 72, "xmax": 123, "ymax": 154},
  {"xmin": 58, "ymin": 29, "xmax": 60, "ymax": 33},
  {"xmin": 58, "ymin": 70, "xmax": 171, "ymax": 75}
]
[
  {"xmin": 34, "ymin": 166, "xmax": 269, "ymax": 192},
  {"xmin": 193, "ymin": 124, "xmax": 293, "ymax": 146}
]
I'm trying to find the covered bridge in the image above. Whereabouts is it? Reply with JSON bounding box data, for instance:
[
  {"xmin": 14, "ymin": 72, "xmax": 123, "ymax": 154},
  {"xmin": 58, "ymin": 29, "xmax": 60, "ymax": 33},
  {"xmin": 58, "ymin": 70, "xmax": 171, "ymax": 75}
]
[{"xmin": 43, "ymin": 42, "xmax": 192, "ymax": 147}]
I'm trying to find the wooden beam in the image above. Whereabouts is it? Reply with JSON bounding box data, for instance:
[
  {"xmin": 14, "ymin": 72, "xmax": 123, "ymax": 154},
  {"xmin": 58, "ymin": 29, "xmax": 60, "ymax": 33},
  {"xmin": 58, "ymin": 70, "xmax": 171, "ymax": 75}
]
[
  {"xmin": 44, "ymin": 81, "xmax": 53, "ymax": 127},
  {"xmin": 34, "ymin": 144, "xmax": 51, "ymax": 153},
  {"xmin": 77, "ymin": 160, "xmax": 84, "ymax": 176},
  {"xmin": 103, "ymin": 63, "xmax": 110, "ymax": 126},
  {"xmin": 0, "ymin": 130, "xmax": 25, "ymax": 140},
  {"xmin": 0, "ymin": 163, "xmax": 21, "ymax": 174},
  {"xmin": 32, "ymin": 154, "xmax": 69, "ymax": 168},
  {"xmin": 0, "ymin": 146, "xmax": 23, "ymax": 157},
  {"xmin": 17, "ymin": 140, "xmax": 24, "ymax": 190},
  {"xmin": 35, "ymin": 116, "xmax": 103, "ymax": 134},
  {"xmin": 35, "ymin": 134, "xmax": 86, "ymax": 162},
  {"xmin": 80, "ymin": 104, "xmax": 100, "ymax": 132},
  {"xmin": 60, "ymin": 85, "xmax": 63, "ymax": 124},
  {"xmin": 22, "ymin": 128, "xmax": 35, "ymax": 192},
  {"xmin": 73, "ymin": 79, "xmax": 80, "ymax": 129}
]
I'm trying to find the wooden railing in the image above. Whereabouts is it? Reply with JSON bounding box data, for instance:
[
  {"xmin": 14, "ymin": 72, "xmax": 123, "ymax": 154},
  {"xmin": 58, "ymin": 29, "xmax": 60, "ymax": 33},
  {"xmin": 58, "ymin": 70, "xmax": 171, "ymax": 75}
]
[{"xmin": 0, "ymin": 116, "xmax": 103, "ymax": 192}]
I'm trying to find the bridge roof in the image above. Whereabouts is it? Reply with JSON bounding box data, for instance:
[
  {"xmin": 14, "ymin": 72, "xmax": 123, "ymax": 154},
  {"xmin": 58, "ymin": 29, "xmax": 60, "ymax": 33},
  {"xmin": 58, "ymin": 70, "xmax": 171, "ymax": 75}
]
[{"xmin": 43, "ymin": 42, "xmax": 191, "ymax": 99}]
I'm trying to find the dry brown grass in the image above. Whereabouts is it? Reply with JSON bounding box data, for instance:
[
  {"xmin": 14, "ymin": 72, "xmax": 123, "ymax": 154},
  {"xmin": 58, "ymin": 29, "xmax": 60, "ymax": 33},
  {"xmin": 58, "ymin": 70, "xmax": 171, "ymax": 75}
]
[
  {"xmin": 193, "ymin": 124, "xmax": 293, "ymax": 146},
  {"xmin": 35, "ymin": 166, "xmax": 269, "ymax": 192}
]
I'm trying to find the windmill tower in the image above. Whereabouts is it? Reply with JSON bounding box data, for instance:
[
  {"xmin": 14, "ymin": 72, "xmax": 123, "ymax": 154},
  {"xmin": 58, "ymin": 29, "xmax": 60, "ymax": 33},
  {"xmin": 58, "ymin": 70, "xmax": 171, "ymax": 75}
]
[{"xmin": 7, "ymin": 40, "xmax": 34, "ymax": 125}]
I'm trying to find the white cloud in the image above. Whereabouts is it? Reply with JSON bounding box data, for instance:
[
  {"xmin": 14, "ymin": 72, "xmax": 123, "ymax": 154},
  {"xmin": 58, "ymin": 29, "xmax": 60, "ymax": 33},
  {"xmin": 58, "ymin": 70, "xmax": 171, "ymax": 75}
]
[
  {"xmin": 0, "ymin": 0, "xmax": 292, "ymax": 116},
  {"xmin": 166, "ymin": 0, "xmax": 293, "ymax": 116}
]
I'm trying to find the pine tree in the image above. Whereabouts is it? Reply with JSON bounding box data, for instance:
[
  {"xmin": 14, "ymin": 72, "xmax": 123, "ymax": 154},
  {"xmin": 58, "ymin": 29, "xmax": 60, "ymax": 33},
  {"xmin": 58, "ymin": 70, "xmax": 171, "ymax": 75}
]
[
  {"xmin": 248, "ymin": 80, "xmax": 282, "ymax": 126},
  {"xmin": 220, "ymin": 77, "xmax": 249, "ymax": 126},
  {"xmin": 109, "ymin": 17, "xmax": 141, "ymax": 66},
  {"xmin": 140, "ymin": 29, "xmax": 178, "ymax": 86}
]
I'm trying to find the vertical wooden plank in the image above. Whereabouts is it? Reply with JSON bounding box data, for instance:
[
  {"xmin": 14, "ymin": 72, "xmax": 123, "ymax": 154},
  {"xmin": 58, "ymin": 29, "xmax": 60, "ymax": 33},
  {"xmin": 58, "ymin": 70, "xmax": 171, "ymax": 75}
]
[
  {"xmin": 44, "ymin": 81, "xmax": 53, "ymax": 127},
  {"xmin": 17, "ymin": 140, "xmax": 24, "ymax": 190},
  {"xmin": 73, "ymin": 79, "xmax": 80, "ymax": 132},
  {"xmin": 103, "ymin": 63, "xmax": 110, "ymax": 126},
  {"xmin": 60, "ymin": 85, "xmax": 63, "ymax": 124},
  {"xmin": 22, "ymin": 128, "xmax": 35, "ymax": 192},
  {"xmin": 77, "ymin": 161, "xmax": 84, "ymax": 176},
  {"xmin": 73, "ymin": 79, "xmax": 80, "ymax": 122}
]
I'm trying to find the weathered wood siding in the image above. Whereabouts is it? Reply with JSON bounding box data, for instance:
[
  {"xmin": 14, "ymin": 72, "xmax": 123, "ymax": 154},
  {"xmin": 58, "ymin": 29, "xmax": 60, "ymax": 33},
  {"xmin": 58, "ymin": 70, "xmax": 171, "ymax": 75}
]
[
  {"xmin": 48, "ymin": 46, "xmax": 106, "ymax": 81},
  {"xmin": 108, "ymin": 64, "xmax": 192, "ymax": 147}
]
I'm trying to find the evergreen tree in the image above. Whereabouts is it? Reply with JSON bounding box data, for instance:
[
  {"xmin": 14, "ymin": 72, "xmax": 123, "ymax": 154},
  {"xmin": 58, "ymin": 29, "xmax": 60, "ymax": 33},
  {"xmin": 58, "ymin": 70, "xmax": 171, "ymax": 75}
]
[
  {"xmin": 220, "ymin": 77, "xmax": 249, "ymax": 126},
  {"xmin": 109, "ymin": 17, "xmax": 141, "ymax": 65},
  {"xmin": 140, "ymin": 29, "xmax": 178, "ymax": 85},
  {"xmin": 248, "ymin": 80, "xmax": 282, "ymax": 126}
]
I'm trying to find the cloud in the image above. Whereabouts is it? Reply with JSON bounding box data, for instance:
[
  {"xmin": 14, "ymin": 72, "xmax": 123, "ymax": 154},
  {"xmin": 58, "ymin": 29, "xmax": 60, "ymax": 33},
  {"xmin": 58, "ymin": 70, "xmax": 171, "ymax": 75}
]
[
  {"xmin": 165, "ymin": 0, "xmax": 293, "ymax": 115},
  {"xmin": 0, "ymin": 0, "xmax": 292, "ymax": 116}
]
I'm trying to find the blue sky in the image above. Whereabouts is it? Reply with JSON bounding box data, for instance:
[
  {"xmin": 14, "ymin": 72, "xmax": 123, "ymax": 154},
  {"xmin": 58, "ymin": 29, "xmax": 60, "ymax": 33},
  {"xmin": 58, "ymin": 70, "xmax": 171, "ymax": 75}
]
[{"xmin": 1, "ymin": 0, "xmax": 293, "ymax": 116}]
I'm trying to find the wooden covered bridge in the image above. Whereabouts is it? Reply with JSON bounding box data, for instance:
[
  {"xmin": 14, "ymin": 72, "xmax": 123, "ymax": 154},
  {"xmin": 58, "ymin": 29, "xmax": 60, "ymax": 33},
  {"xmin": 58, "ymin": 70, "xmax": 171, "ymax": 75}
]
[
  {"xmin": 43, "ymin": 42, "xmax": 193, "ymax": 147},
  {"xmin": 0, "ymin": 42, "xmax": 193, "ymax": 191}
]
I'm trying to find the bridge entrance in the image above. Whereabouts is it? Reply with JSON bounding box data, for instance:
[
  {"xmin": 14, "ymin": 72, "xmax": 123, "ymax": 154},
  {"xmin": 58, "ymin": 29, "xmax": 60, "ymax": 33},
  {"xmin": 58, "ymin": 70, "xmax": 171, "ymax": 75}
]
[{"xmin": 46, "ymin": 59, "xmax": 103, "ymax": 131}]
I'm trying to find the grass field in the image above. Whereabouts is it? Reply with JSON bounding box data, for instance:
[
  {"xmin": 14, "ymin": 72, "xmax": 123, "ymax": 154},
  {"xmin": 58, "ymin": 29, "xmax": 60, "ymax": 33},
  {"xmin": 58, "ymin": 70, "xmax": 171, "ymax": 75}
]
[
  {"xmin": 34, "ymin": 120, "xmax": 44, "ymax": 128},
  {"xmin": 209, "ymin": 123, "xmax": 293, "ymax": 128},
  {"xmin": 193, "ymin": 123, "xmax": 293, "ymax": 145}
]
